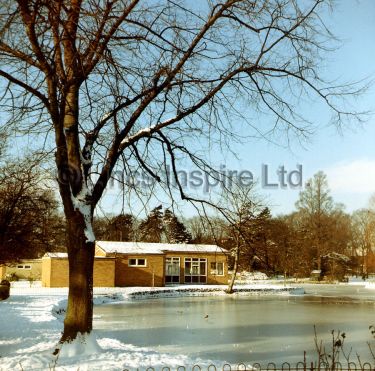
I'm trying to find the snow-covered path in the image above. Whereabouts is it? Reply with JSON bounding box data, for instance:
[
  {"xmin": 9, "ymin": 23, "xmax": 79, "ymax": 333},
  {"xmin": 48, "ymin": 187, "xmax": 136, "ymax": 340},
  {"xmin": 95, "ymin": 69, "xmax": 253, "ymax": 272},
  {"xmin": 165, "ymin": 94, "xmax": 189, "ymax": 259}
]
[{"xmin": 0, "ymin": 283, "xmax": 300, "ymax": 370}]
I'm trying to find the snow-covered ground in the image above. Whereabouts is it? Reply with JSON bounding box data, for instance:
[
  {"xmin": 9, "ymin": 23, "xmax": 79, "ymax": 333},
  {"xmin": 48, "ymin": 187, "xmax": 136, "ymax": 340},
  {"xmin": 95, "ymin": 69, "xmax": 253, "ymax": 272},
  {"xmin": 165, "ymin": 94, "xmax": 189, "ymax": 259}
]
[{"xmin": 0, "ymin": 281, "xmax": 302, "ymax": 370}]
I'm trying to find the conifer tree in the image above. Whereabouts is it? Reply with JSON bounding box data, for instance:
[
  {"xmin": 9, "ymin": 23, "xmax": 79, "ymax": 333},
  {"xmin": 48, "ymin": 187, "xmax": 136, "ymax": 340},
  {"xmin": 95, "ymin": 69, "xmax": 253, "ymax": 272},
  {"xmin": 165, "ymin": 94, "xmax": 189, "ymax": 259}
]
[
  {"xmin": 163, "ymin": 209, "xmax": 192, "ymax": 244},
  {"xmin": 108, "ymin": 214, "xmax": 134, "ymax": 241},
  {"xmin": 139, "ymin": 205, "xmax": 164, "ymax": 242}
]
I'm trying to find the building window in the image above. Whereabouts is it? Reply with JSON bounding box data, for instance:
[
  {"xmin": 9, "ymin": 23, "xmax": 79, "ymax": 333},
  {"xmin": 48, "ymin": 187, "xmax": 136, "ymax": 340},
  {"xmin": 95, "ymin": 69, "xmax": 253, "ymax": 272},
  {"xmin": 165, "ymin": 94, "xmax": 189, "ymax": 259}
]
[
  {"xmin": 165, "ymin": 257, "xmax": 180, "ymax": 284},
  {"xmin": 184, "ymin": 258, "xmax": 207, "ymax": 284},
  {"xmin": 16, "ymin": 265, "xmax": 31, "ymax": 270},
  {"xmin": 210, "ymin": 262, "xmax": 224, "ymax": 276},
  {"xmin": 128, "ymin": 258, "xmax": 147, "ymax": 267}
]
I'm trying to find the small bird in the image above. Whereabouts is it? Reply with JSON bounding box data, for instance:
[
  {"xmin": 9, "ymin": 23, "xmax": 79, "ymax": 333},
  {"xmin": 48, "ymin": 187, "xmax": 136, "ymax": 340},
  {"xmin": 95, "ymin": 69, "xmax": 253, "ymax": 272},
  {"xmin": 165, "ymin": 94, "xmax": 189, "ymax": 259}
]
[{"xmin": 204, "ymin": 314, "xmax": 209, "ymax": 319}]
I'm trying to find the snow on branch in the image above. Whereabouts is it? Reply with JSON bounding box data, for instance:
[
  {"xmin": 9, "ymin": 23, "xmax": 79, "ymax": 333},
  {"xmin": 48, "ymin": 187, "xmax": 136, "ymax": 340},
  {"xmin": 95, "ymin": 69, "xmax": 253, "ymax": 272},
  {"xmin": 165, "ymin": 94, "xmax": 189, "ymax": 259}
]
[
  {"xmin": 120, "ymin": 126, "xmax": 154, "ymax": 146},
  {"xmin": 70, "ymin": 182, "xmax": 95, "ymax": 243}
]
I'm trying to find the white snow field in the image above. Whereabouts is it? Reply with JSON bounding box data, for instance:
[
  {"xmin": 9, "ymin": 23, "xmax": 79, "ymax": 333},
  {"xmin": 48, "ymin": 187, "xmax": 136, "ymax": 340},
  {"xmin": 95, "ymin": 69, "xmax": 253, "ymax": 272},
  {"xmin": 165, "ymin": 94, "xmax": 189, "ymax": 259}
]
[{"xmin": 0, "ymin": 282, "xmax": 302, "ymax": 370}]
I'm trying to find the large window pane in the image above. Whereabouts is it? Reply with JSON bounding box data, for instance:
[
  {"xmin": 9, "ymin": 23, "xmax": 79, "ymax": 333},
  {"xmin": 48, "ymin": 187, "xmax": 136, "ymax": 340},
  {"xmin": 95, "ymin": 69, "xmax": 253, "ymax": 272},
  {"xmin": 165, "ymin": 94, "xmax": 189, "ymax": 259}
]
[
  {"xmin": 166, "ymin": 257, "xmax": 180, "ymax": 284},
  {"xmin": 184, "ymin": 258, "xmax": 207, "ymax": 284}
]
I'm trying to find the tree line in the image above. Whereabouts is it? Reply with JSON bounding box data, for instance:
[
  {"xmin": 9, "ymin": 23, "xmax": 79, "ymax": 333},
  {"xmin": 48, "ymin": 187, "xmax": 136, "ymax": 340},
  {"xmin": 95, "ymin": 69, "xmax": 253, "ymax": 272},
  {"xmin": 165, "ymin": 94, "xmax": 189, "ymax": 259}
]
[{"xmin": 3, "ymin": 156, "xmax": 374, "ymax": 281}]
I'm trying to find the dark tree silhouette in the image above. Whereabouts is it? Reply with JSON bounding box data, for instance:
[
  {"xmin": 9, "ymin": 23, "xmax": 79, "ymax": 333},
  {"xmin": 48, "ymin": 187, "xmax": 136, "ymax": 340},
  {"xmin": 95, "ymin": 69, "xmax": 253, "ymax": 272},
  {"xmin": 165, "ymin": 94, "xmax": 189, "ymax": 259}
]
[
  {"xmin": 163, "ymin": 209, "xmax": 192, "ymax": 243},
  {"xmin": 139, "ymin": 205, "xmax": 164, "ymax": 242},
  {"xmin": 0, "ymin": 158, "xmax": 61, "ymax": 264}
]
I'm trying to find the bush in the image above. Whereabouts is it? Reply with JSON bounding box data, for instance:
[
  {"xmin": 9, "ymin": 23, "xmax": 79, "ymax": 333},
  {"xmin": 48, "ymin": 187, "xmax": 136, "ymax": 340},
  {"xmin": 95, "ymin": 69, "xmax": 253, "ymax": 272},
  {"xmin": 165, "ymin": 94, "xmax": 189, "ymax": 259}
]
[
  {"xmin": 0, "ymin": 279, "xmax": 10, "ymax": 300},
  {"xmin": 5, "ymin": 273, "xmax": 18, "ymax": 281}
]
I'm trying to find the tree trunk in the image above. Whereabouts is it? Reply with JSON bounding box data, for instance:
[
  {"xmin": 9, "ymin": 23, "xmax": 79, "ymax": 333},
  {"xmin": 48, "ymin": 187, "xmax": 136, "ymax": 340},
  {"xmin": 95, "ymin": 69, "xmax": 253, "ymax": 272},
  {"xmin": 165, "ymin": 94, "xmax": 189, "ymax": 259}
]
[
  {"xmin": 227, "ymin": 240, "xmax": 240, "ymax": 294},
  {"xmin": 60, "ymin": 212, "xmax": 95, "ymax": 343}
]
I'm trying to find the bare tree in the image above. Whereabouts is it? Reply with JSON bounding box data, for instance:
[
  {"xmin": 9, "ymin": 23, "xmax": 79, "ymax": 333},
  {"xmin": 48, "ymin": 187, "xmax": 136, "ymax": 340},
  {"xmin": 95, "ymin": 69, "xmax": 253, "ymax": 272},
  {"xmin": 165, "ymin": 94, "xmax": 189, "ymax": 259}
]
[
  {"xmin": 295, "ymin": 171, "xmax": 353, "ymax": 274},
  {"xmin": 0, "ymin": 157, "xmax": 61, "ymax": 264},
  {"xmin": 352, "ymin": 209, "xmax": 375, "ymax": 276},
  {"xmin": 296, "ymin": 171, "xmax": 334, "ymax": 269},
  {"xmin": 0, "ymin": 0, "xmax": 363, "ymax": 346},
  {"xmin": 219, "ymin": 185, "xmax": 264, "ymax": 293}
]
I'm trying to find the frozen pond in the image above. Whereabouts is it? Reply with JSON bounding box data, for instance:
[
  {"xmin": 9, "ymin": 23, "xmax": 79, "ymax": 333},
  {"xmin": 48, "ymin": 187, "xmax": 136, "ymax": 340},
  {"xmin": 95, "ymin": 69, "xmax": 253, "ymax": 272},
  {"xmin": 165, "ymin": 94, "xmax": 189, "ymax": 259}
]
[{"xmin": 94, "ymin": 284, "xmax": 375, "ymax": 364}]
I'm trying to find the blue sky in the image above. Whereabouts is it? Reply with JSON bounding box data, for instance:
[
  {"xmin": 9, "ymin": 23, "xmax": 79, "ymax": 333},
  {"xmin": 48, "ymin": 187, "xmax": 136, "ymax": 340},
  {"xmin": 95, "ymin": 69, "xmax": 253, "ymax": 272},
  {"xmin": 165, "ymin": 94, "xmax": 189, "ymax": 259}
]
[
  {"xmin": 220, "ymin": 0, "xmax": 375, "ymax": 215},
  {"xmin": 281, "ymin": 0, "xmax": 375, "ymax": 214},
  {"xmin": 100, "ymin": 0, "xmax": 375, "ymax": 217}
]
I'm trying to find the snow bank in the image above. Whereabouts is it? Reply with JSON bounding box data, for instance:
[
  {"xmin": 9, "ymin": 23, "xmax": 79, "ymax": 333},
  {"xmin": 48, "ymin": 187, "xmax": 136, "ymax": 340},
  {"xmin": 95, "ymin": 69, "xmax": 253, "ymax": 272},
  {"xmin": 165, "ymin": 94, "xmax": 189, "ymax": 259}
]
[
  {"xmin": 365, "ymin": 281, "xmax": 375, "ymax": 289},
  {"xmin": 0, "ymin": 283, "xmax": 302, "ymax": 370},
  {"xmin": 126, "ymin": 285, "xmax": 303, "ymax": 300},
  {"xmin": 57, "ymin": 332, "xmax": 102, "ymax": 358},
  {"xmin": 235, "ymin": 271, "xmax": 269, "ymax": 283}
]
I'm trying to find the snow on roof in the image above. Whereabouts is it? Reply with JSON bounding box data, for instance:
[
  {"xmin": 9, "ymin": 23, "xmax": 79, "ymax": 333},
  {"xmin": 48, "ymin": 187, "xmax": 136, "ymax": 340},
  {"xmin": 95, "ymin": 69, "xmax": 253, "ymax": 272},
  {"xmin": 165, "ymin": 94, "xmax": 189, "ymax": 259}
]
[
  {"xmin": 96, "ymin": 241, "xmax": 227, "ymax": 255},
  {"xmin": 43, "ymin": 252, "xmax": 68, "ymax": 258},
  {"xmin": 43, "ymin": 252, "xmax": 115, "ymax": 259}
]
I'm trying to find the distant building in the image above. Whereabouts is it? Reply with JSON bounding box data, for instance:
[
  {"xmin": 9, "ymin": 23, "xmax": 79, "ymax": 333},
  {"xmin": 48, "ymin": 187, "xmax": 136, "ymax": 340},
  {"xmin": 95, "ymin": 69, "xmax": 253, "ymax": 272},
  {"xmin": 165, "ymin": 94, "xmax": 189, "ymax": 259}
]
[
  {"xmin": 41, "ymin": 241, "xmax": 229, "ymax": 287},
  {"xmin": 0, "ymin": 259, "xmax": 42, "ymax": 281},
  {"xmin": 310, "ymin": 269, "xmax": 322, "ymax": 281}
]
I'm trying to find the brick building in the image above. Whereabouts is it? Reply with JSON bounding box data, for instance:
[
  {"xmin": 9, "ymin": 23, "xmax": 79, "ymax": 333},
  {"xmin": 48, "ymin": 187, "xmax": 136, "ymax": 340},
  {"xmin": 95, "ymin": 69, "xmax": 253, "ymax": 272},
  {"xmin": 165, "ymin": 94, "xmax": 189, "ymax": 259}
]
[
  {"xmin": 0, "ymin": 259, "xmax": 42, "ymax": 281},
  {"xmin": 42, "ymin": 242, "xmax": 229, "ymax": 287},
  {"xmin": 41, "ymin": 253, "xmax": 115, "ymax": 287}
]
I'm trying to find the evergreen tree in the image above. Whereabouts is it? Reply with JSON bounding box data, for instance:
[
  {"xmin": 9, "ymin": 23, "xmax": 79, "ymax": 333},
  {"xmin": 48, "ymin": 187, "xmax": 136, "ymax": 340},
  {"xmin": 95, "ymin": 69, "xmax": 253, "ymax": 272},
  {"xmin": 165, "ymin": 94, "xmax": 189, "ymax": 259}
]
[
  {"xmin": 108, "ymin": 214, "xmax": 134, "ymax": 241},
  {"xmin": 138, "ymin": 206, "xmax": 192, "ymax": 243},
  {"xmin": 139, "ymin": 205, "xmax": 164, "ymax": 242},
  {"xmin": 163, "ymin": 209, "xmax": 192, "ymax": 243}
]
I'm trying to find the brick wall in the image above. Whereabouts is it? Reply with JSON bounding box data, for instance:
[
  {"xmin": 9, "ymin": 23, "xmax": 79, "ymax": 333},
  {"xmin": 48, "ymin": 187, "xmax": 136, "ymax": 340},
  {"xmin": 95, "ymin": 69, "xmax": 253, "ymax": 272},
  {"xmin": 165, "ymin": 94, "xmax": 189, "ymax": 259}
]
[
  {"xmin": 42, "ymin": 257, "xmax": 115, "ymax": 287},
  {"xmin": 206, "ymin": 254, "xmax": 229, "ymax": 285},
  {"xmin": 115, "ymin": 255, "xmax": 165, "ymax": 287},
  {"xmin": 1, "ymin": 260, "xmax": 42, "ymax": 281},
  {"xmin": 0, "ymin": 265, "xmax": 5, "ymax": 280},
  {"xmin": 41, "ymin": 258, "xmax": 51, "ymax": 287},
  {"xmin": 93, "ymin": 259, "xmax": 116, "ymax": 287},
  {"xmin": 95, "ymin": 245, "xmax": 106, "ymax": 257}
]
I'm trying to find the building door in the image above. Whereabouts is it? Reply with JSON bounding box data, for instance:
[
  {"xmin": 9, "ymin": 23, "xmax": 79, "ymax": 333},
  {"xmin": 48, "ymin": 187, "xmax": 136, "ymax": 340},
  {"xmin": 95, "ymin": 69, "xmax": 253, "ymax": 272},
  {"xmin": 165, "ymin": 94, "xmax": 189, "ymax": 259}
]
[
  {"xmin": 184, "ymin": 258, "xmax": 207, "ymax": 284},
  {"xmin": 165, "ymin": 257, "xmax": 180, "ymax": 284}
]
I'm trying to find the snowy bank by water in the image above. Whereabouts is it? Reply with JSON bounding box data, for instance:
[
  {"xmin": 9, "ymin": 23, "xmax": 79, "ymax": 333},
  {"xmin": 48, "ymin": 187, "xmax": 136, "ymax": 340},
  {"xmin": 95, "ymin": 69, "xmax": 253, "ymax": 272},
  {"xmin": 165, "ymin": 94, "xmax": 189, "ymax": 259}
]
[{"xmin": 0, "ymin": 282, "xmax": 303, "ymax": 370}]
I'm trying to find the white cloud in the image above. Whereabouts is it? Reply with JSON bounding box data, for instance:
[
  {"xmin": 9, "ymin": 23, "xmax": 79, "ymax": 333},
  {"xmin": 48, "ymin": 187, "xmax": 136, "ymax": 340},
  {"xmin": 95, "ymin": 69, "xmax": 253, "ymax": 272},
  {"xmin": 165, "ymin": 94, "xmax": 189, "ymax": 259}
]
[{"xmin": 325, "ymin": 159, "xmax": 375, "ymax": 194}]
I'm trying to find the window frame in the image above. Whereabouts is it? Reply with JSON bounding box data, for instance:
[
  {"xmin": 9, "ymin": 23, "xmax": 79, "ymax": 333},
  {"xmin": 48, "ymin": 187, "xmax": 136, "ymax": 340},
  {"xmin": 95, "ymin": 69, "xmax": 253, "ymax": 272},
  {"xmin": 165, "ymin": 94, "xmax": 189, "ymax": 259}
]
[
  {"xmin": 128, "ymin": 258, "xmax": 147, "ymax": 267},
  {"xmin": 165, "ymin": 257, "xmax": 181, "ymax": 284},
  {"xmin": 16, "ymin": 264, "xmax": 32, "ymax": 270},
  {"xmin": 210, "ymin": 262, "xmax": 224, "ymax": 276},
  {"xmin": 184, "ymin": 257, "xmax": 207, "ymax": 284}
]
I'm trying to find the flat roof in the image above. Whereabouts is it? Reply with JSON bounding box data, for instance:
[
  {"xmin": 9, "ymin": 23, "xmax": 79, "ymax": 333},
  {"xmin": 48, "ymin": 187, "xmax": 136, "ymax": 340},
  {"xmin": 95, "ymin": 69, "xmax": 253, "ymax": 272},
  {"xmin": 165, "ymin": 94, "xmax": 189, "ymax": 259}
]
[
  {"xmin": 43, "ymin": 252, "xmax": 114, "ymax": 259},
  {"xmin": 43, "ymin": 252, "xmax": 68, "ymax": 258},
  {"xmin": 96, "ymin": 241, "xmax": 227, "ymax": 255}
]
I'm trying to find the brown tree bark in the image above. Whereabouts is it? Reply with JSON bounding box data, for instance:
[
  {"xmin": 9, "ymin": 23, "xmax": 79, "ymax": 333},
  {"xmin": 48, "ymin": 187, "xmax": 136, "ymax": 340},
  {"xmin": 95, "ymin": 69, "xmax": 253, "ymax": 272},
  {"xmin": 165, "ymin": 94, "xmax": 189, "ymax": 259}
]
[
  {"xmin": 226, "ymin": 237, "xmax": 240, "ymax": 294},
  {"xmin": 61, "ymin": 211, "xmax": 95, "ymax": 342}
]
